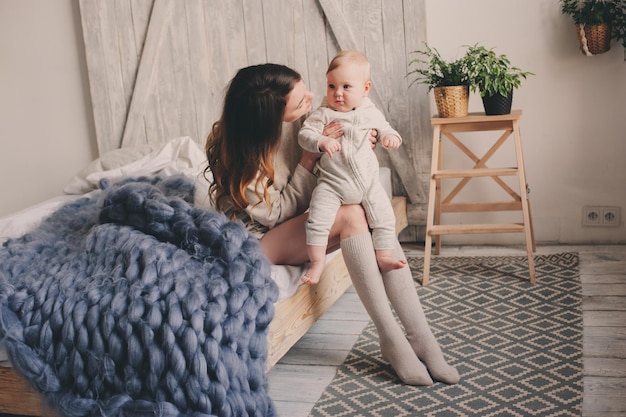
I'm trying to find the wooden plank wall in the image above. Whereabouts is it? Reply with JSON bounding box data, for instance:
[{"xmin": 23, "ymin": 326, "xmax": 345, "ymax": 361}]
[{"xmin": 78, "ymin": 0, "xmax": 431, "ymax": 239}]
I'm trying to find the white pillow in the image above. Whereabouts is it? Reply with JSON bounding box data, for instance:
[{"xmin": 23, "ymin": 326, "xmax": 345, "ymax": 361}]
[
  {"xmin": 64, "ymin": 137, "xmax": 207, "ymax": 195},
  {"xmin": 64, "ymin": 144, "xmax": 157, "ymax": 194}
]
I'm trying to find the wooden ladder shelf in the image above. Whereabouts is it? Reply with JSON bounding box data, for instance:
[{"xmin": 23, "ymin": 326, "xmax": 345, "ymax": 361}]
[{"xmin": 423, "ymin": 110, "xmax": 536, "ymax": 285}]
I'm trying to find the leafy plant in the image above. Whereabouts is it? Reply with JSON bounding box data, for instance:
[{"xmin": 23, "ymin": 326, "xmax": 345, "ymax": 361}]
[
  {"xmin": 609, "ymin": 0, "xmax": 626, "ymax": 49},
  {"xmin": 464, "ymin": 45, "xmax": 534, "ymax": 97},
  {"xmin": 407, "ymin": 43, "xmax": 470, "ymax": 91},
  {"xmin": 560, "ymin": 0, "xmax": 615, "ymax": 24},
  {"xmin": 560, "ymin": 0, "xmax": 626, "ymax": 49}
]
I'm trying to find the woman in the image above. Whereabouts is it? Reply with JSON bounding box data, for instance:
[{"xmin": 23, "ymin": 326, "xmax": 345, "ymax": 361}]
[{"xmin": 205, "ymin": 63, "xmax": 459, "ymax": 386}]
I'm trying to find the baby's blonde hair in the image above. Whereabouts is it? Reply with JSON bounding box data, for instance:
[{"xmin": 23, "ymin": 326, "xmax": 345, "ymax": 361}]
[{"xmin": 326, "ymin": 50, "xmax": 371, "ymax": 81}]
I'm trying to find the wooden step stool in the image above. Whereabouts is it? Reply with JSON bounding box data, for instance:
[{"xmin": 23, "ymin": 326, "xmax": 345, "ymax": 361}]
[{"xmin": 423, "ymin": 110, "xmax": 536, "ymax": 285}]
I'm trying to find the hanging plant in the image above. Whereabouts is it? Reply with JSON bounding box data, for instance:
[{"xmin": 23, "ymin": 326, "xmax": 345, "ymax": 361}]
[
  {"xmin": 559, "ymin": 0, "xmax": 626, "ymax": 57},
  {"xmin": 612, "ymin": 1, "xmax": 626, "ymax": 50}
]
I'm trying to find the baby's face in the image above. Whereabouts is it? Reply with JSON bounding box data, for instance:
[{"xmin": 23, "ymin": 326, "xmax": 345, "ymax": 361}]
[{"xmin": 326, "ymin": 62, "xmax": 370, "ymax": 112}]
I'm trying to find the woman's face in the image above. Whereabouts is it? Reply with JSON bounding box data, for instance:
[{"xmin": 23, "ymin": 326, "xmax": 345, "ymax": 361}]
[{"xmin": 283, "ymin": 80, "xmax": 314, "ymax": 122}]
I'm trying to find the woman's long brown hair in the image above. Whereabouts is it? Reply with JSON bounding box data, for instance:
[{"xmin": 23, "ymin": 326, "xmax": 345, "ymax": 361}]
[{"xmin": 205, "ymin": 64, "xmax": 301, "ymax": 218}]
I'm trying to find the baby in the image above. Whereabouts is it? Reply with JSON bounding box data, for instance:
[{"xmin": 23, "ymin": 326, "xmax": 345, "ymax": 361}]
[{"xmin": 298, "ymin": 50, "xmax": 406, "ymax": 285}]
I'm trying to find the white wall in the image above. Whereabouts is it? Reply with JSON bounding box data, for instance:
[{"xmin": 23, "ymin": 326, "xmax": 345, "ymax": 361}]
[
  {"xmin": 0, "ymin": 0, "xmax": 96, "ymax": 217},
  {"xmin": 1, "ymin": 0, "xmax": 624, "ymax": 244},
  {"xmin": 425, "ymin": 0, "xmax": 626, "ymax": 244}
]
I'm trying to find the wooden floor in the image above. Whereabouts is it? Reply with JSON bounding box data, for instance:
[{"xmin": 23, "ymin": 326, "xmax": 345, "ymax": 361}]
[{"xmin": 267, "ymin": 244, "xmax": 626, "ymax": 417}]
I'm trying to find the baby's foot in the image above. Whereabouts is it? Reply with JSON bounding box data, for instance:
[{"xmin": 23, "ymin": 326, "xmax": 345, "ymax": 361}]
[
  {"xmin": 377, "ymin": 256, "xmax": 407, "ymax": 273},
  {"xmin": 301, "ymin": 262, "xmax": 324, "ymax": 285}
]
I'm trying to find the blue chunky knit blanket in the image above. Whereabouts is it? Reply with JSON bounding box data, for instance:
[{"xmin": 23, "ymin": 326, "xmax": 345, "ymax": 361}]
[{"xmin": 0, "ymin": 175, "xmax": 279, "ymax": 417}]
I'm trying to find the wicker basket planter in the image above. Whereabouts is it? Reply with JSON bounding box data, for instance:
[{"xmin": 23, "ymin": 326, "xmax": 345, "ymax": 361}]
[
  {"xmin": 576, "ymin": 22, "xmax": 612, "ymax": 55},
  {"xmin": 433, "ymin": 85, "xmax": 469, "ymax": 118}
]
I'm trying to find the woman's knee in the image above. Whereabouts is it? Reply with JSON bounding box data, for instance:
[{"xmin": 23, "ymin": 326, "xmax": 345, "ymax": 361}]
[{"xmin": 335, "ymin": 204, "xmax": 369, "ymax": 236}]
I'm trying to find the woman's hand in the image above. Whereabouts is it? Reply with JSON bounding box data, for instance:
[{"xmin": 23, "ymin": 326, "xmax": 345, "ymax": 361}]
[
  {"xmin": 322, "ymin": 121, "xmax": 376, "ymax": 149},
  {"xmin": 323, "ymin": 121, "xmax": 343, "ymax": 139},
  {"xmin": 369, "ymin": 128, "xmax": 378, "ymax": 149}
]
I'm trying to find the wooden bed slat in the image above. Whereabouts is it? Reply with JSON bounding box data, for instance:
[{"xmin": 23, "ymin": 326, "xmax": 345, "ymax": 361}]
[
  {"xmin": 266, "ymin": 252, "xmax": 352, "ymax": 370},
  {"xmin": 0, "ymin": 366, "xmax": 59, "ymax": 416}
]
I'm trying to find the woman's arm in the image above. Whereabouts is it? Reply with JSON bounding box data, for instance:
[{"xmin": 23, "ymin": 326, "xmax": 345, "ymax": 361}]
[
  {"xmin": 245, "ymin": 119, "xmax": 348, "ymax": 229},
  {"xmin": 245, "ymin": 161, "xmax": 318, "ymax": 229}
]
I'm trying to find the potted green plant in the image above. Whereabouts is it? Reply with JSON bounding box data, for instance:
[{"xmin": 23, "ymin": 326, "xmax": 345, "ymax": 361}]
[
  {"xmin": 464, "ymin": 45, "xmax": 534, "ymax": 115},
  {"xmin": 559, "ymin": 0, "xmax": 626, "ymax": 56},
  {"xmin": 407, "ymin": 43, "xmax": 470, "ymax": 118},
  {"xmin": 613, "ymin": 1, "xmax": 626, "ymax": 51}
]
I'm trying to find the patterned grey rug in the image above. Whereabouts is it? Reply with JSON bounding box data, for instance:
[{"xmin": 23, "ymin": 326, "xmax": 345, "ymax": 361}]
[{"xmin": 309, "ymin": 253, "xmax": 582, "ymax": 417}]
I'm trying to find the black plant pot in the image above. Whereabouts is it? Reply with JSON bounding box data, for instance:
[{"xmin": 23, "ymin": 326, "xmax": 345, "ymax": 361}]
[{"xmin": 482, "ymin": 90, "xmax": 513, "ymax": 115}]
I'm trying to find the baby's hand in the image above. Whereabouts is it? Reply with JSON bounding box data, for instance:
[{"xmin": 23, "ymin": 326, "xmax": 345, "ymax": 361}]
[
  {"xmin": 319, "ymin": 137, "xmax": 341, "ymax": 157},
  {"xmin": 381, "ymin": 135, "xmax": 401, "ymax": 150}
]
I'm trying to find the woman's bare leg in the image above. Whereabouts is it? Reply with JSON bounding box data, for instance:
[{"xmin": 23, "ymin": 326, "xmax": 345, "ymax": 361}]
[
  {"xmin": 259, "ymin": 204, "xmax": 366, "ymax": 265},
  {"xmin": 259, "ymin": 212, "xmax": 311, "ymax": 265}
]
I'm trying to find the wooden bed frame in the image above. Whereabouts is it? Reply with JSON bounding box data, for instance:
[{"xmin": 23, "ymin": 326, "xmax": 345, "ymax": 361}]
[{"xmin": 0, "ymin": 197, "xmax": 407, "ymax": 416}]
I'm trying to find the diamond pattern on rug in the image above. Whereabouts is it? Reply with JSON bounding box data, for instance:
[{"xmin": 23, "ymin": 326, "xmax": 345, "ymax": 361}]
[{"xmin": 309, "ymin": 253, "xmax": 582, "ymax": 417}]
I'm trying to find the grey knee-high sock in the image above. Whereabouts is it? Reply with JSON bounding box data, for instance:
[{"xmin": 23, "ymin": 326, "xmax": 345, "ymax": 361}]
[
  {"xmin": 382, "ymin": 241, "xmax": 460, "ymax": 384},
  {"xmin": 341, "ymin": 233, "xmax": 433, "ymax": 386}
]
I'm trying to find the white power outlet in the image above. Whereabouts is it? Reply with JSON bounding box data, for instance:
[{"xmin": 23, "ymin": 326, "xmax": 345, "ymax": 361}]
[
  {"xmin": 602, "ymin": 207, "xmax": 621, "ymax": 226},
  {"xmin": 582, "ymin": 207, "xmax": 601, "ymax": 226},
  {"xmin": 582, "ymin": 206, "xmax": 621, "ymax": 227}
]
